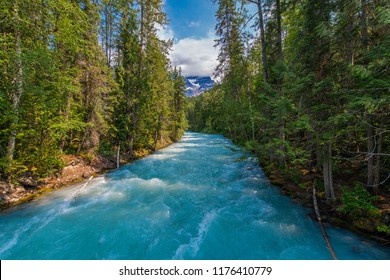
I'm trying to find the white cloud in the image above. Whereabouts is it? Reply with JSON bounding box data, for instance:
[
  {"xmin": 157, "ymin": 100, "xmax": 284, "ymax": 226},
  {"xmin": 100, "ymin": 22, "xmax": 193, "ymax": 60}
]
[
  {"xmin": 156, "ymin": 22, "xmax": 219, "ymax": 78},
  {"xmin": 188, "ymin": 21, "xmax": 201, "ymax": 28},
  {"xmin": 171, "ymin": 36, "xmax": 219, "ymax": 78},
  {"xmin": 156, "ymin": 25, "xmax": 174, "ymax": 41}
]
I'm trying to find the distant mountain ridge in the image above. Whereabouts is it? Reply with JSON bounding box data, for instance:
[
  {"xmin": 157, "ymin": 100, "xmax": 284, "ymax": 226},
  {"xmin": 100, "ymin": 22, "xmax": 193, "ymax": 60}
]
[{"xmin": 185, "ymin": 76, "xmax": 215, "ymax": 97}]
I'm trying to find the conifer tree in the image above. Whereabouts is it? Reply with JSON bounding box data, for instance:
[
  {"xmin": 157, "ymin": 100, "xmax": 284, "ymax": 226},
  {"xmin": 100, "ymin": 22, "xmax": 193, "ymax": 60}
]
[{"xmin": 0, "ymin": 0, "xmax": 187, "ymax": 178}]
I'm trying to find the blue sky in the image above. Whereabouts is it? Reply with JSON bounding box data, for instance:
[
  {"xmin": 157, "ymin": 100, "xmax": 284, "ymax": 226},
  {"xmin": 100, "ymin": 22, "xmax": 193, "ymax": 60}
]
[
  {"xmin": 159, "ymin": 0, "xmax": 219, "ymax": 77},
  {"xmin": 165, "ymin": 0, "xmax": 217, "ymax": 39}
]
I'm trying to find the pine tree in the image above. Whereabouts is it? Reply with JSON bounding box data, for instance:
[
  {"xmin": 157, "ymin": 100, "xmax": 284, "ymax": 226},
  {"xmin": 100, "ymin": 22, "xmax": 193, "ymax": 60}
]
[
  {"xmin": 115, "ymin": 1, "xmax": 139, "ymax": 157},
  {"xmin": 171, "ymin": 67, "xmax": 187, "ymax": 141},
  {"xmin": 76, "ymin": 0, "xmax": 114, "ymax": 155},
  {"xmin": 245, "ymin": 0, "xmax": 268, "ymax": 82}
]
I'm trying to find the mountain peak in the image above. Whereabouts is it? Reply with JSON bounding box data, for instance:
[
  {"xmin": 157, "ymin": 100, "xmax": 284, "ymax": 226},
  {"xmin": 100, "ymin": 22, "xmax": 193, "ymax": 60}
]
[{"xmin": 185, "ymin": 76, "xmax": 215, "ymax": 97}]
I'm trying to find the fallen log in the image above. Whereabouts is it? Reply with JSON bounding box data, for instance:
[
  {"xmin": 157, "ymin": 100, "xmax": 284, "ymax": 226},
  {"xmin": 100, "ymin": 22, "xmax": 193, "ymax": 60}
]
[{"xmin": 312, "ymin": 180, "xmax": 337, "ymax": 260}]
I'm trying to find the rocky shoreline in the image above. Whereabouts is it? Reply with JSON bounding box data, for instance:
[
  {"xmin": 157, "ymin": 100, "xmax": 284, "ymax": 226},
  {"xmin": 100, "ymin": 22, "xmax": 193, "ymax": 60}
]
[
  {"xmin": 0, "ymin": 140, "xmax": 173, "ymax": 211},
  {"xmin": 0, "ymin": 155, "xmax": 116, "ymax": 210}
]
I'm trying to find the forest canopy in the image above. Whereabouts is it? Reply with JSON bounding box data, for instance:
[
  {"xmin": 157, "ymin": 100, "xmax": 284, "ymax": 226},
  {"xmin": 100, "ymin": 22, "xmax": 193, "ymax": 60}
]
[
  {"xmin": 187, "ymin": 0, "xmax": 389, "ymax": 234},
  {"xmin": 0, "ymin": 0, "xmax": 188, "ymax": 178}
]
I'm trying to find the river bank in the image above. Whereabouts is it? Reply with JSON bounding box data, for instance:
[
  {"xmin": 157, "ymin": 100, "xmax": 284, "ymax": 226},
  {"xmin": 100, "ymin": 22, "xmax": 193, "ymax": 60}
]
[
  {"xmin": 2, "ymin": 132, "xmax": 389, "ymax": 260},
  {"xmin": 263, "ymin": 165, "xmax": 390, "ymax": 244},
  {"xmin": 0, "ymin": 142, "xmax": 173, "ymax": 211},
  {"xmin": 0, "ymin": 154, "xmax": 115, "ymax": 210}
]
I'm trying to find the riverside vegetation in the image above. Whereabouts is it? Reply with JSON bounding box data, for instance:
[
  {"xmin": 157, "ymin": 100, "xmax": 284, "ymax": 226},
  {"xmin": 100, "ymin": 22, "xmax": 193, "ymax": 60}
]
[
  {"xmin": 0, "ymin": 1, "xmax": 187, "ymax": 207},
  {"xmin": 1, "ymin": 132, "xmax": 389, "ymax": 259},
  {"xmin": 187, "ymin": 0, "xmax": 390, "ymax": 240}
]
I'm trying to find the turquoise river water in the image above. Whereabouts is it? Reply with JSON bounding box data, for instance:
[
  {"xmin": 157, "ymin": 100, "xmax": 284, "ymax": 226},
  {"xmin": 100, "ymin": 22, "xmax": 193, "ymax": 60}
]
[{"xmin": 0, "ymin": 132, "xmax": 389, "ymax": 260}]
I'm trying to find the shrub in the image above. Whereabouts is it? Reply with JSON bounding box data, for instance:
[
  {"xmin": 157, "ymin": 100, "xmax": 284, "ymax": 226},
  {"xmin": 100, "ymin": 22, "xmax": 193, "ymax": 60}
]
[{"xmin": 337, "ymin": 184, "xmax": 379, "ymax": 217}]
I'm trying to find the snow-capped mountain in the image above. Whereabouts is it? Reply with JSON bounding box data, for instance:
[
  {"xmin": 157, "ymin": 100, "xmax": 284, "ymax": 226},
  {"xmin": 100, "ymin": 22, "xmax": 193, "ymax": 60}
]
[{"xmin": 185, "ymin": 76, "xmax": 215, "ymax": 97}]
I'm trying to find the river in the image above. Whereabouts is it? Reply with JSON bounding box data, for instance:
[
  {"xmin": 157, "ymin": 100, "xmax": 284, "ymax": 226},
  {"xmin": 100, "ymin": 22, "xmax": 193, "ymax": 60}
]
[{"xmin": 0, "ymin": 132, "xmax": 389, "ymax": 259}]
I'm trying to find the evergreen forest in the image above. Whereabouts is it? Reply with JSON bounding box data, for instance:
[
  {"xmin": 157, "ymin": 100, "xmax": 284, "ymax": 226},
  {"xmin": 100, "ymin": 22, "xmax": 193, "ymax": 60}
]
[
  {"xmin": 187, "ymin": 0, "xmax": 390, "ymax": 235},
  {"xmin": 0, "ymin": 0, "xmax": 187, "ymax": 178}
]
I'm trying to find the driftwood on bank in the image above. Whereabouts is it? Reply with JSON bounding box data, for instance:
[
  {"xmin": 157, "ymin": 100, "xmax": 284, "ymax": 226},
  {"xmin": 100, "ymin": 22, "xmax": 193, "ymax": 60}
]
[
  {"xmin": 116, "ymin": 143, "xmax": 121, "ymax": 169},
  {"xmin": 312, "ymin": 181, "xmax": 338, "ymax": 260}
]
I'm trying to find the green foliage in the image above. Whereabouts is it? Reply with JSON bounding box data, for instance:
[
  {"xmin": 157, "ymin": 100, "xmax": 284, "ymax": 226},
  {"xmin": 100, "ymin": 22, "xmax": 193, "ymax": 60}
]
[
  {"xmin": 245, "ymin": 140, "xmax": 262, "ymax": 153},
  {"xmin": 377, "ymin": 224, "xmax": 390, "ymax": 234},
  {"xmin": 350, "ymin": 65, "xmax": 372, "ymax": 79},
  {"xmin": 188, "ymin": 0, "xmax": 390, "ymax": 208},
  {"xmin": 0, "ymin": 0, "xmax": 187, "ymax": 179},
  {"xmin": 3, "ymin": 160, "xmax": 29, "ymax": 179},
  {"xmin": 337, "ymin": 185, "xmax": 379, "ymax": 217},
  {"xmin": 291, "ymin": 115, "xmax": 313, "ymax": 132},
  {"xmin": 376, "ymin": 6, "xmax": 390, "ymax": 25}
]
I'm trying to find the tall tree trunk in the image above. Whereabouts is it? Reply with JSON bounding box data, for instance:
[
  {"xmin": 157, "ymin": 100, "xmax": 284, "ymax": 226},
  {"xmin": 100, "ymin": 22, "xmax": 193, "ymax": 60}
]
[
  {"xmin": 116, "ymin": 142, "xmax": 120, "ymax": 169},
  {"xmin": 107, "ymin": 4, "xmax": 112, "ymax": 66},
  {"xmin": 129, "ymin": 0, "xmax": 145, "ymax": 156},
  {"xmin": 373, "ymin": 121, "xmax": 383, "ymax": 194},
  {"xmin": 307, "ymin": 131, "xmax": 316, "ymax": 172},
  {"xmin": 361, "ymin": 0, "xmax": 368, "ymax": 49},
  {"xmin": 276, "ymin": 0, "xmax": 283, "ymax": 64},
  {"xmin": 6, "ymin": 0, "xmax": 23, "ymax": 164},
  {"xmin": 346, "ymin": 2, "xmax": 355, "ymax": 65},
  {"xmin": 361, "ymin": 0, "xmax": 376, "ymax": 193},
  {"xmin": 153, "ymin": 130, "xmax": 158, "ymax": 151},
  {"xmin": 174, "ymin": 124, "xmax": 178, "ymax": 142},
  {"xmin": 104, "ymin": 4, "xmax": 110, "ymax": 65},
  {"xmin": 276, "ymin": 0, "xmax": 285, "ymax": 167},
  {"xmin": 153, "ymin": 112, "xmax": 163, "ymax": 152},
  {"xmin": 367, "ymin": 119, "xmax": 375, "ymax": 189},
  {"xmin": 138, "ymin": 0, "xmax": 145, "ymax": 79},
  {"xmin": 275, "ymin": 0, "xmax": 284, "ymax": 93},
  {"xmin": 248, "ymin": 0, "xmax": 268, "ymax": 82},
  {"xmin": 174, "ymin": 92, "xmax": 179, "ymax": 141},
  {"xmin": 257, "ymin": 0, "xmax": 268, "ymax": 82},
  {"xmin": 323, "ymin": 143, "xmax": 335, "ymax": 200},
  {"xmin": 60, "ymin": 93, "xmax": 72, "ymax": 151},
  {"xmin": 128, "ymin": 135, "xmax": 134, "ymax": 158}
]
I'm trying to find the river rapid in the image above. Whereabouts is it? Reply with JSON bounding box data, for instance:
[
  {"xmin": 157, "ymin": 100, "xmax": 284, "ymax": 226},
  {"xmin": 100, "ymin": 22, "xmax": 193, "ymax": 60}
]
[{"xmin": 0, "ymin": 132, "xmax": 389, "ymax": 259}]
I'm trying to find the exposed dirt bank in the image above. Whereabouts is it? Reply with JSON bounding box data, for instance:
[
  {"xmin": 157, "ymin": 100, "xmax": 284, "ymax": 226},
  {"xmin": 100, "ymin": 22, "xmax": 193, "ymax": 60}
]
[
  {"xmin": 0, "ymin": 155, "xmax": 116, "ymax": 210},
  {"xmin": 0, "ymin": 141, "xmax": 172, "ymax": 211}
]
